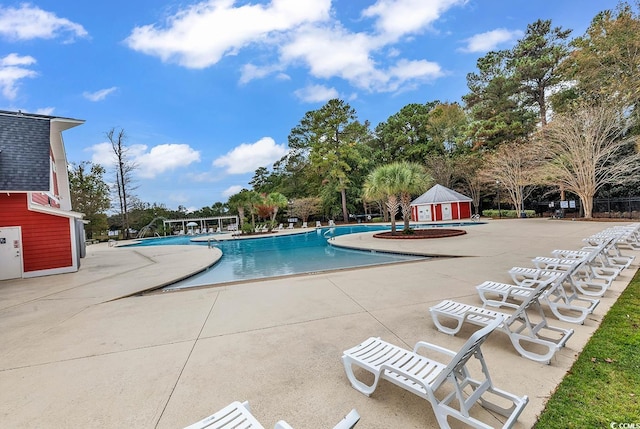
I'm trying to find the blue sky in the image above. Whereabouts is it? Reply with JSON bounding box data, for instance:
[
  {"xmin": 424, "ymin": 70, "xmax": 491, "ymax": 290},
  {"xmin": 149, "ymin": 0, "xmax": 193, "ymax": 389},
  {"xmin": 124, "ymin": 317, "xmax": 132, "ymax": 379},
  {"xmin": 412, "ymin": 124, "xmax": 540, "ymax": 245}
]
[{"xmin": 0, "ymin": 0, "xmax": 620, "ymax": 211}]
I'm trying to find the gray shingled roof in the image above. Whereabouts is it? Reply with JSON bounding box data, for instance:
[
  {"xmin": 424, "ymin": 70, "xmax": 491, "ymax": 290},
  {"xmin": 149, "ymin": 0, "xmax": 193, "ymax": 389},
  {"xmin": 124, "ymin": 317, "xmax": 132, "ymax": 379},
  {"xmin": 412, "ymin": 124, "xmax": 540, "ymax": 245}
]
[
  {"xmin": 0, "ymin": 111, "xmax": 52, "ymax": 191},
  {"xmin": 411, "ymin": 184, "xmax": 472, "ymax": 205}
]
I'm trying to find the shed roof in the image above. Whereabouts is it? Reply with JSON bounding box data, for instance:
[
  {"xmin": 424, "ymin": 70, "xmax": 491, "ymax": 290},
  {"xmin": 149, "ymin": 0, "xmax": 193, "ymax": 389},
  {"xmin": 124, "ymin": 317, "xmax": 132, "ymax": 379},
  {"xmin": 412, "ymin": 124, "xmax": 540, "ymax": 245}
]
[{"xmin": 411, "ymin": 184, "xmax": 472, "ymax": 205}]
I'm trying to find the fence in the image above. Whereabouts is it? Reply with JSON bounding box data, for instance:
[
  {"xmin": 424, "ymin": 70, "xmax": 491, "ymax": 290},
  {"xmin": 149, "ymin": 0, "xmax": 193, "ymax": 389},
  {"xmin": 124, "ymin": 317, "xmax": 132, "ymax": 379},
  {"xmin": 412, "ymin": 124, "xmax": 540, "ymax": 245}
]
[
  {"xmin": 495, "ymin": 197, "xmax": 640, "ymax": 219},
  {"xmin": 592, "ymin": 197, "xmax": 640, "ymax": 219}
]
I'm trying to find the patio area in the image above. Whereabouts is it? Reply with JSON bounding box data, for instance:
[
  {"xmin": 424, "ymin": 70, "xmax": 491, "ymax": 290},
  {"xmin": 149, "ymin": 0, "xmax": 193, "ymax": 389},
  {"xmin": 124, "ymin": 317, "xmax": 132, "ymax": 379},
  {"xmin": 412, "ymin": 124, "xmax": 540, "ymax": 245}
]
[{"xmin": 0, "ymin": 218, "xmax": 637, "ymax": 428}]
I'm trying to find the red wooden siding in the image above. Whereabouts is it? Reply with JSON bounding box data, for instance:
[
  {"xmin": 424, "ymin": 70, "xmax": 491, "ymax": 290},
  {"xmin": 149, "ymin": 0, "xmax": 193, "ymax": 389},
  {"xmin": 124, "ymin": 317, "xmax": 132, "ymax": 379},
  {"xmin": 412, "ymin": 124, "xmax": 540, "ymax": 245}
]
[
  {"xmin": 0, "ymin": 193, "xmax": 72, "ymax": 272},
  {"xmin": 30, "ymin": 193, "xmax": 49, "ymax": 205},
  {"xmin": 30, "ymin": 192, "xmax": 60, "ymax": 209}
]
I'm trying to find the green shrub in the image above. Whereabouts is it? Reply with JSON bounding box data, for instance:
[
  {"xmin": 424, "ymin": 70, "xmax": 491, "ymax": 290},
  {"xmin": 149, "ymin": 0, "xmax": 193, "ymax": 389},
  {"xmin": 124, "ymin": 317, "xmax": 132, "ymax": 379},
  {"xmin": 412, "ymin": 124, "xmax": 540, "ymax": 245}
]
[{"xmin": 482, "ymin": 209, "xmax": 535, "ymax": 218}]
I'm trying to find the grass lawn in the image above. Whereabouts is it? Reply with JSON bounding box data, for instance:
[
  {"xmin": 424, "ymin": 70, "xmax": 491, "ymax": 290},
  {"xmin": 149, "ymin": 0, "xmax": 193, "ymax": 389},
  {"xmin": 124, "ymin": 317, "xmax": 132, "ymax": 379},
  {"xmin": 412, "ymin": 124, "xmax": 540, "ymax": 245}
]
[{"xmin": 534, "ymin": 268, "xmax": 640, "ymax": 428}]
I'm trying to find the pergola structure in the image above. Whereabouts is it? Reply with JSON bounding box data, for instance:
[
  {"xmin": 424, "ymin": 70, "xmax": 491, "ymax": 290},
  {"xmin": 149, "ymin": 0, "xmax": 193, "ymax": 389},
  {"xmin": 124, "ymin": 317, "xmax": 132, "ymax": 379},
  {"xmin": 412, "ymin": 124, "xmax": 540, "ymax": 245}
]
[{"xmin": 163, "ymin": 215, "xmax": 239, "ymax": 235}]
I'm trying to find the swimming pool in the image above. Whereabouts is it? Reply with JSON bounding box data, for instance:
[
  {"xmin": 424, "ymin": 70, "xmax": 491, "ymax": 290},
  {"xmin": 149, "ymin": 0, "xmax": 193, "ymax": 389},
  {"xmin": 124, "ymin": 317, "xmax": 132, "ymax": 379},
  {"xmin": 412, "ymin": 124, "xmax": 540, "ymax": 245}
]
[{"xmin": 132, "ymin": 223, "xmax": 477, "ymax": 290}]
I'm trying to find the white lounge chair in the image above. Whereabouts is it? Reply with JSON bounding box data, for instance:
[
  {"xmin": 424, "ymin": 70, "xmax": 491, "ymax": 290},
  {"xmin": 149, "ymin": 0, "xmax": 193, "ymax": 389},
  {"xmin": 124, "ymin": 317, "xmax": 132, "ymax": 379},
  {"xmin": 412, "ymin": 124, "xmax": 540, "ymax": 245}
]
[
  {"xmin": 277, "ymin": 223, "xmax": 284, "ymax": 230},
  {"xmin": 583, "ymin": 233, "xmax": 635, "ymax": 269},
  {"xmin": 328, "ymin": 220, "xmax": 336, "ymax": 227},
  {"xmin": 302, "ymin": 222, "xmax": 308, "ymax": 228},
  {"xmin": 343, "ymin": 316, "xmax": 528, "ymax": 428},
  {"xmin": 430, "ymin": 278, "xmax": 574, "ymax": 364},
  {"xmin": 184, "ymin": 400, "xmax": 359, "ymax": 429},
  {"xmin": 477, "ymin": 269, "xmax": 598, "ymax": 325},
  {"xmin": 287, "ymin": 222, "xmax": 294, "ymax": 229},
  {"xmin": 604, "ymin": 224, "xmax": 640, "ymax": 250},
  {"xmin": 533, "ymin": 255, "xmax": 616, "ymax": 297},
  {"xmin": 316, "ymin": 220, "xmax": 322, "ymax": 227}
]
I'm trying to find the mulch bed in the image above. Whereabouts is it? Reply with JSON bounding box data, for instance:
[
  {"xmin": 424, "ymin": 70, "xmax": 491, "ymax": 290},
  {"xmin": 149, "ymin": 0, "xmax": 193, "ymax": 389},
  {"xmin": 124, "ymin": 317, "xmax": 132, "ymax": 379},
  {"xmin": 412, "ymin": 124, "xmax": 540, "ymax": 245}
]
[{"xmin": 373, "ymin": 228, "xmax": 467, "ymax": 239}]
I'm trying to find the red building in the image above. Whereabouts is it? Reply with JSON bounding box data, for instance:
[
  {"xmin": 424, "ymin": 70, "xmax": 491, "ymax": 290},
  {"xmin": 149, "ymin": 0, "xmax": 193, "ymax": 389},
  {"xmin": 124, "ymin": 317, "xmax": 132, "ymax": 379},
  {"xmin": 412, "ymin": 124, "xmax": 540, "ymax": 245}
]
[
  {"xmin": 0, "ymin": 110, "xmax": 85, "ymax": 280},
  {"xmin": 411, "ymin": 184, "xmax": 473, "ymax": 222}
]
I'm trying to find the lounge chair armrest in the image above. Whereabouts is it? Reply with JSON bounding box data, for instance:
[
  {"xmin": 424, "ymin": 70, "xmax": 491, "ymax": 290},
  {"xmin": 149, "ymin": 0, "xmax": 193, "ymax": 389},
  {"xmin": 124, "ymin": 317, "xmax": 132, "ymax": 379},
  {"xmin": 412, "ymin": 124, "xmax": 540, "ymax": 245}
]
[
  {"xmin": 274, "ymin": 421, "xmax": 295, "ymax": 429},
  {"xmin": 413, "ymin": 341, "xmax": 456, "ymax": 358}
]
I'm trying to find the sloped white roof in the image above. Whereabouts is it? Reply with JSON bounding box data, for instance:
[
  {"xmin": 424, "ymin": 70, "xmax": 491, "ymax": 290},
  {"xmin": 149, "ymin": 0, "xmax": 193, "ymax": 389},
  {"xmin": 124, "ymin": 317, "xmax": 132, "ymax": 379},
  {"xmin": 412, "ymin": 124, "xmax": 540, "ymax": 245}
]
[{"xmin": 411, "ymin": 184, "xmax": 472, "ymax": 205}]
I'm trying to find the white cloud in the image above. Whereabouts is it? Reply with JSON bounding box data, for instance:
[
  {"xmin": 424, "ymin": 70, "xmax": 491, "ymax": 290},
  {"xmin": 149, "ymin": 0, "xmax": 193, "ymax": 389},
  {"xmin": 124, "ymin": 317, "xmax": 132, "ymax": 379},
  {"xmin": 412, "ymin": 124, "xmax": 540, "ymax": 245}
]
[
  {"xmin": 83, "ymin": 87, "xmax": 118, "ymax": 102},
  {"xmin": 281, "ymin": 25, "xmax": 381, "ymax": 85},
  {"xmin": 125, "ymin": 0, "xmax": 331, "ymax": 69},
  {"xmin": 86, "ymin": 142, "xmax": 201, "ymax": 178},
  {"xmin": 0, "ymin": 53, "xmax": 37, "ymax": 99},
  {"xmin": 35, "ymin": 107, "xmax": 55, "ymax": 115},
  {"xmin": 281, "ymin": 25, "xmax": 443, "ymax": 92},
  {"xmin": 222, "ymin": 185, "xmax": 245, "ymax": 198},
  {"xmin": 213, "ymin": 137, "xmax": 287, "ymax": 174},
  {"xmin": 459, "ymin": 28, "xmax": 523, "ymax": 53},
  {"xmin": 1, "ymin": 53, "xmax": 36, "ymax": 66},
  {"xmin": 240, "ymin": 63, "xmax": 284, "ymax": 84},
  {"xmin": 0, "ymin": 4, "xmax": 87, "ymax": 41},
  {"xmin": 362, "ymin": 0, "xmax": 467, "ymax": 40},
  {"xmin": 294, "ymin": 84, "xmax": 339, "ymax": 103},
  {"xmin": 386, "ymin": 59, "xmax": 443, "ymax": 91},
  {"xmin": 135, "ymin": 144, "xmax": 201, "ymax": 178},
  {"xmin": 87, "ymin": 142, "xmax": 113, "ymax": 166},
  {"xmin": 125, "ymin": 0, "xmax": 464, "ymax": 94}
]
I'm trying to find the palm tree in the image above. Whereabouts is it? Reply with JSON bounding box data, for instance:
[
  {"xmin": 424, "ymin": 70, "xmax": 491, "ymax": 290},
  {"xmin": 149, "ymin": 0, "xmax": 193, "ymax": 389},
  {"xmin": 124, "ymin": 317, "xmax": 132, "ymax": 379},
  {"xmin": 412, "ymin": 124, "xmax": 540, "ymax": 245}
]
[
  {"xmin": 227, "ymin": 190, "xmax": 250, "ymax": 227},
  {"xmin": 264, "ymin": 192, "xmax": 289, "ymax": 225},
  {"xmin": 397, "ymin": 162, "xmax": 431, "ymax": 232},
  {"xmin": 363, "ymin": 162, "xmax": 430, "ymax": 235},
  {"xmin": 228, "ymin": 189, "xmax": 261, "ymax": 229},
  {"xmin": 363, "ymin": 164, "xmax": 401, "ymax": 234}
]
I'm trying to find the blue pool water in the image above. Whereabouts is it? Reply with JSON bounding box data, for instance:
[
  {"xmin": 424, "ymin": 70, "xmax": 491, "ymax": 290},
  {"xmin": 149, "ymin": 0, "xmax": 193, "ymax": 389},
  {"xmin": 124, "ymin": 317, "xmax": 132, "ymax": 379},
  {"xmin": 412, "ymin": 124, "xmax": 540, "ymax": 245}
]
[{"xmin": 131, "ymin": 223, "xmax": 477, "ymax": 289}]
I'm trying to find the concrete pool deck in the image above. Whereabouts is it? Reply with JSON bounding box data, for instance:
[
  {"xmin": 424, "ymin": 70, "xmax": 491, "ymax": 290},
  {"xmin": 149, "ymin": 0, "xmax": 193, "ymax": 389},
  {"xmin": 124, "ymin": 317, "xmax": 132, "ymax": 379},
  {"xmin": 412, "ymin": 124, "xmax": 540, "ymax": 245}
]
[{"xmin": 0, "ymin": 218, "xmax": 637, "ymax": 428}]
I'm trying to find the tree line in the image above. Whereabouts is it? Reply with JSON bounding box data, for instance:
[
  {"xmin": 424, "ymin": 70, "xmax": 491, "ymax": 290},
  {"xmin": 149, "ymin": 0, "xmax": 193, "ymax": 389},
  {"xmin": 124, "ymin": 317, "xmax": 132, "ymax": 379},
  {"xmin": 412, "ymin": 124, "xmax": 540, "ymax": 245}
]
[{"xmin": 70, "ymin": 2, "xmax": 640, "ymax": 239}]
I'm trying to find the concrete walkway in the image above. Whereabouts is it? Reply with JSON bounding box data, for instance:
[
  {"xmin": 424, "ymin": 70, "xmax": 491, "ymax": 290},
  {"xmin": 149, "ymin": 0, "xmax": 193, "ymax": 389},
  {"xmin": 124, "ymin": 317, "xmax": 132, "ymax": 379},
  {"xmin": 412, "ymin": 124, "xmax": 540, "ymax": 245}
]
[{"xmin": 0, "ymin": 219, "xmax": 637, "ymax": 428}]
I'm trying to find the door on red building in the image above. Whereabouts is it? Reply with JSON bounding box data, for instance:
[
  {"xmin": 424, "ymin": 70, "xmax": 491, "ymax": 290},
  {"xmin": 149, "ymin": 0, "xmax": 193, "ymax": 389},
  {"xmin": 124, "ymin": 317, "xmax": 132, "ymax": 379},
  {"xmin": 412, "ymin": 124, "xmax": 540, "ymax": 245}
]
[
  {"xmin": 441, "ymin": 203, "xmax": 453, "ymax": 221},
  {"xmin": 0, "ymin": 227, "xmax": 22, "ymax": 280}
]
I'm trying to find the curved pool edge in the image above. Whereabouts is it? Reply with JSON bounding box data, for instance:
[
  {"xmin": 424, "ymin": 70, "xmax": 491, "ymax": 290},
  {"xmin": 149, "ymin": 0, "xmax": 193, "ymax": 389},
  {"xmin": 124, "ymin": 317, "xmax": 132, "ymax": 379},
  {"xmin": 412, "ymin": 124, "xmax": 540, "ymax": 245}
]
[{"xmin": 328, "ymin": 222, "xmax": 490, "ymax": 258}]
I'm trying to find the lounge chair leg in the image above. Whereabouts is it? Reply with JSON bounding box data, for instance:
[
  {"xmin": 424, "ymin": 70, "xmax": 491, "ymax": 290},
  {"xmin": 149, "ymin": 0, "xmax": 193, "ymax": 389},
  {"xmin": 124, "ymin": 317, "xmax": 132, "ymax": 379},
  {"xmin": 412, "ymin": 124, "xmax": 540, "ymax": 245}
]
[
  {"xmin": 508, "ymin": 334, "xmax": 557, "ymax": 364},
  {"xmin": 341, "ymin": 357, "xmax": 380, "ymax": 396},
  {"xmin": 430, "ymin": 313, "xmax": 463, "ymax": 335}
]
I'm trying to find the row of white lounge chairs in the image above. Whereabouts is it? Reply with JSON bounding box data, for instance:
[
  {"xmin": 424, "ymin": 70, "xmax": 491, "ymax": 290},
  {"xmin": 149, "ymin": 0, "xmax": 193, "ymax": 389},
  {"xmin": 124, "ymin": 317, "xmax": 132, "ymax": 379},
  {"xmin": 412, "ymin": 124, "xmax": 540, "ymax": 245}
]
[
  {"xmin": 185, "ymin": 223, "xmax": 639, "ymax": 429},
  {"xmin": 256, "ymin": 220, "xmax": 337, "ymax": 232},
  {"xmin": 341, "ymin": 223, "xmax": 638, "ymax": 428}
]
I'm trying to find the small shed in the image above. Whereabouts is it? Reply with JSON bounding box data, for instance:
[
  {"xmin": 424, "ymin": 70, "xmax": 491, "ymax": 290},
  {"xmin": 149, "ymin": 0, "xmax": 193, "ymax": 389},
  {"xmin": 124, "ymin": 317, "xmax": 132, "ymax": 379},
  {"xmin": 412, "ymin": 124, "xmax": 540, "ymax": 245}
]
[
  {"xmin": 411, "ymin": 184, "xmax": 473, "ymax": 222},
  {"xmin": 0, "ymin": 110, "xmax": 85, "ymax": 280}
]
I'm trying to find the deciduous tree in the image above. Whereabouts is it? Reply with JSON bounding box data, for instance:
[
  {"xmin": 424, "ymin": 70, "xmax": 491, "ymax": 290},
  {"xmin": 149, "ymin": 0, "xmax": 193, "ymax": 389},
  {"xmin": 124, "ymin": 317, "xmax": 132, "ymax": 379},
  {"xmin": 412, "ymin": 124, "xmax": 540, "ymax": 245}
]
[
  {"xmin": 290, "ymin": 197, "xmax": 322, "ymax": 223},
  {"xmin": 107, "ymin": 128, "xmax": 137, "ymax": 239},
  {"xmin": 483, "ymin": 140, "xmax": 543, "ymax": 216},
  {"xmin": 558, "ymin": 1, "xmax": 640, "ymax": 110},
  {"xmin": 68, "ymin": 161, "xmax": 110, "ymax": 238},
  {"xmin": 537, "ymin": 103, "xmax": 640, "ymax": 218}
]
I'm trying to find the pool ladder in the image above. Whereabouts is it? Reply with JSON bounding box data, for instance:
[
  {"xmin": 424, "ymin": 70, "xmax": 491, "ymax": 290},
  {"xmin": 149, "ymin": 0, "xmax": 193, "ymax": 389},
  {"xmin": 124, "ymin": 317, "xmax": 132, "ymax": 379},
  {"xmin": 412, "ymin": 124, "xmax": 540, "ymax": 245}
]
[{"xmin": 323, "ymin": 228, "xmax": 335, "ymax": 239}]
